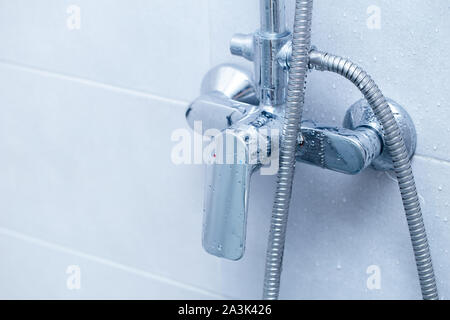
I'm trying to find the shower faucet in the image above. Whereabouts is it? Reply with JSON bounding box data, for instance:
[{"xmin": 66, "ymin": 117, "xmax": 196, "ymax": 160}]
[
  {"xmin": 186, "ymin": 1, "xmax": 416, "ymax": 261},
  {"xmin": 185, "ymin": 0, "xmax": 437, "ymax": 300},
  {"xmin": 187, "ymin": 65, "xmax": 416, "ymax": 261},
  {"xmin": 187, "ymin": 62, "xmax": 416, "ymax": 260}
]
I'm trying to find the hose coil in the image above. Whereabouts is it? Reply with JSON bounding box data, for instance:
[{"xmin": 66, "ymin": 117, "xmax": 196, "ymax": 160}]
[
  {"xmin": 309, "ymin": 50, "xmax": 439, "ymax": 300},
  {"xmin": 263, "ymin": 0, "xmax": 314, "ymax": 300}
]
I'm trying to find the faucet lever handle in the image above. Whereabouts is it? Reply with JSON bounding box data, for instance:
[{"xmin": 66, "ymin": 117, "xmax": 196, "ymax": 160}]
[
  {"xmin": 202, "ymin": 131, "xmax": 255, "ymax": 261},
  {"xmin": 297, "ymin": 122, "xmax": 382, "ymax": 175}
]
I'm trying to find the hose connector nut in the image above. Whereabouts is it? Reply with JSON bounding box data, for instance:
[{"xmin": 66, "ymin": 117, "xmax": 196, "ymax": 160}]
[{"xmin": 308, "ymin": 48, "xmax": 327, "ymax": 71}]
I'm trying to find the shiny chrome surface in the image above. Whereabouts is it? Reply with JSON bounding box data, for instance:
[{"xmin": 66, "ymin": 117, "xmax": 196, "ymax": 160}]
[
  {"xmin": 230, "ymin": 34, "xmax": 254, "ymax": 62},
  {"xmin": 297, "ymin": 121, "xmax": 382, "ymax": 175},
  {"xmin": 296, "ymin": 98, "xmax": 417, "ymax": 174},
  {"xmin": 344, "ymin": 98, "xmax": 417, "ymax": 171},
  {"xmin": 200, "ymin": 64, "xmax": 258, "ymax": 105},
  {"xmin": 230, "ymin": 0, "xmax": 291, "ymax": 107},
  {"xmin": 186, "ymin": 65, "xmax": 259, "ymax": 134},
  {"xmin": 187, "ymin": 92, "xmax": 255, "ymax": 135},
  {"xmin": 260, "ymin": 0, "xmax": 287, "ymax": 34},
  {"xmin": 203, "ymin": 149, "xmax": 254, "ymax": 260},
  {"xmin": 254, "ymin": 31, "xmax": 291, "ymax": 107},
  {"xmin": 202, "ymin": 111, "xmax": 279, "ymax": 260}
]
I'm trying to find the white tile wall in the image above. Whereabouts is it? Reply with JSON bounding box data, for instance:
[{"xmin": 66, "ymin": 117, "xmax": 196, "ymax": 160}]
[
  {"xmin": 0, "ymin": 0, "xmax": 210, "ymax": 101},
  {"xmin": 0, "ymin": 62, "xmax": 228, "ymax": 297},
  {"xmin": 0, "ymin": 229, "xmax": 221, "ymax": 299},
  {"xmin": 0, "ymin": 0, "xmax": 449, "ymax": 299}
]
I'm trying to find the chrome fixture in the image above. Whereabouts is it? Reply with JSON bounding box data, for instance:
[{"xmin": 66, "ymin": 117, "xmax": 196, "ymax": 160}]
[
  {"xmin": 230, "ymin": 0, "xmax": 290, "ymax": 107},
  {"xmin": 186, "ymin": 0, "xmax": 438, "ymax": 300}
]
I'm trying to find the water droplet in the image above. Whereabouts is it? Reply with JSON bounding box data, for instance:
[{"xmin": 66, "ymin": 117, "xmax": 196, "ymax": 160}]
[
  {"xmin": 433, "ymin": 146, "xmax": 438, "ymax": 151},
  {"xmin": 337, "ymin": 263, "xmax": 342, "ymax": 270},
  {"xmin": 438, "ymin": 185, "xmax": 443, "ymax": 191}
]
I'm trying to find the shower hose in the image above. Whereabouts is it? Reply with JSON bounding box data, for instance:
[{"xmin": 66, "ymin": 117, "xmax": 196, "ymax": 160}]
[{"xmin": 263, "ymin": 0, "xmax": 439, "ymax": 300}]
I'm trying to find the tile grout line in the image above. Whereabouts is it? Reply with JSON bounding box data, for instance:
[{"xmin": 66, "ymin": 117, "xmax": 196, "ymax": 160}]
[
  {"xmin": 414, "ymin": 154, "xmax": 450, "ymax": 167},
  {"xmin": 0, "ymin": 226, "xmax": 229, "ymax": 300},
  {"xmin": 3, "ymin": 61, "xmax": 450, "ymax": 166},
  {"xmin": 0, "ymin": 59, "xmax": 190, "ymax": 108}
]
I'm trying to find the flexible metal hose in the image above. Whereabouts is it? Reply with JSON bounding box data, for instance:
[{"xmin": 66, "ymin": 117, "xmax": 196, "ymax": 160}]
[
  {"xmin": 262, "ymin": 0, "xmax": 313, "ymax": 300},
  {"xmin": 309, "ymin": 50, "xmax": 439, "ymax": 300}
]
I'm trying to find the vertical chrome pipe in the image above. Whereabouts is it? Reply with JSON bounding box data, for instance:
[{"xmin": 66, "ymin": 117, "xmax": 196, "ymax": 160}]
[
  {"xmin": 260, "ymin": 0, "xmax": 287, "ymax": 34},
  {"xmin": 257, "ymin": 0, "xmax": 290, "ymax": 107}
]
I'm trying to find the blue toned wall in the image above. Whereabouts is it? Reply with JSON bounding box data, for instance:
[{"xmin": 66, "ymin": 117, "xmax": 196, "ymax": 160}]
[{"xmin": 0, "ymin": 0, "xmax": 448, "ymax": 299}]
